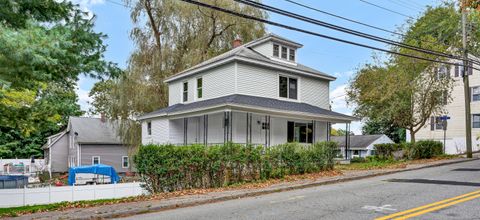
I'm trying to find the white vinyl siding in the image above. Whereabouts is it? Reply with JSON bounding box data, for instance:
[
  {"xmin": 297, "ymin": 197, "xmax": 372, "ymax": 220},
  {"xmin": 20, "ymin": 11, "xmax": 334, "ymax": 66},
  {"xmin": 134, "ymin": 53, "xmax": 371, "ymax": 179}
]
[
  {"xmin": 202, "ymin": 64, "xmax": 235, "ymax": 100},
  {"xmin": 142, "ymin": 119, "xmax": 169, "ymax": 145},
  {"xmin": 301, "ymin": 76, "xmax": 330, "ymax": 109},
  {"xmin": 252, "ymin": 41, "xmax": 272, "ymax": 57},
  {"xmin": 168, "ymin": 82, "xmax": 182, "ymax": 105},
  {"xmin": 236, "ymin": 62, "xmax": 279, "ymax": 99}
]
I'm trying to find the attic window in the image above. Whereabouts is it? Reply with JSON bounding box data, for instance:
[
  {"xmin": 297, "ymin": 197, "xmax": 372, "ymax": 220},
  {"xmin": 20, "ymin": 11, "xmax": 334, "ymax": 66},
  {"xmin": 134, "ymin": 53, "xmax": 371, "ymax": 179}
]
[
  {"xmin": 289, "ymin": 49, "xmax": 295, "ymax": 61},
  {"xmin": 273, "ymin": 44, "xmax": 279, "ymax": 57},
  {"xmin": 281, "ymin": 46, "xmax": 288, "ymax": 59}
]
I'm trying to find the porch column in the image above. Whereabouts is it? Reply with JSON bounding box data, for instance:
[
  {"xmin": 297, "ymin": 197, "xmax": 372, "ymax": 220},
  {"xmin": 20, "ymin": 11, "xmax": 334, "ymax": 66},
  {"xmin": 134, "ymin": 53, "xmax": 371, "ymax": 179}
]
[
  {"xmin": 223, "ymin": 111, "xmax": 232, "ymax": 144},
  {"xmin": 246, "ymin": 113, "xmax": 252, "ymax": 145},
  {"xmin": 183, "ymin": 118, "xmax": 188, "ymax": 145},
  {"xmin": 344, "ymin": 123, "xmax": 351, "ymax": 160},
  {"xmin": 264, "ymin": 115, "xmax": 271, "ymax": 147},
  {"xmin": 326, "ymin": 122, "xmax": 331, "ymax": 141},
  {"xmin": 203, "ymin": 114, "xmax": 208, "ymax": 146},
  {"xmin": 312, "ymin": 120, "xmax": 316, "ymax": 143}
]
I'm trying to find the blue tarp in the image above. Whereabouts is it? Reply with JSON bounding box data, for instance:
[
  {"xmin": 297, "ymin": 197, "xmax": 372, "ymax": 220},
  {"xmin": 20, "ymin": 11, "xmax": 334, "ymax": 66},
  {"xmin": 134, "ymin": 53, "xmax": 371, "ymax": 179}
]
[{"xmin": 68, "ymin": 164, "xmax": 120, "ymax": 185}]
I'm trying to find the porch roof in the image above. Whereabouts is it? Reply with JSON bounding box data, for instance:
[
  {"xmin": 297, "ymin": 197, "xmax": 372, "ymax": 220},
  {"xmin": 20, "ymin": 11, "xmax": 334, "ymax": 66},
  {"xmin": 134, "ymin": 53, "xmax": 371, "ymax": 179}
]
[{"xmin": 138, "ymin": 94, "xmax": 358, "ymax": 122}]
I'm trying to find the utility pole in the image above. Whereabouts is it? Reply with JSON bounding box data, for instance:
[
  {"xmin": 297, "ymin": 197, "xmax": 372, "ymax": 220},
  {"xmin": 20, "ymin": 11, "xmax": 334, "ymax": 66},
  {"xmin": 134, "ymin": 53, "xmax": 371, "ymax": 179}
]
[{"xmin": 461, "ymin": 0, "xmax": 473, "ymax": 158}]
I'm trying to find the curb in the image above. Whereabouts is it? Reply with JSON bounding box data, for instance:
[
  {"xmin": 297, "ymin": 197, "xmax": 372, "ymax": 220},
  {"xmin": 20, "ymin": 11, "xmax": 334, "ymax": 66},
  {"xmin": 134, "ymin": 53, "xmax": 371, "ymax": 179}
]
[{"xmin": 58, "ymin": 158, "xmax": 480, "ymax": 219}]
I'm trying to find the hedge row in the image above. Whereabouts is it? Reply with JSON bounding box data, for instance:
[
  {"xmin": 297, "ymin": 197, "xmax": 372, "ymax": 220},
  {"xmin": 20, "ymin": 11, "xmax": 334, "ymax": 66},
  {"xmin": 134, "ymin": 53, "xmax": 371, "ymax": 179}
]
[
  {"xmin": 134, "ymin": 142, "xmax": 337, "ymax": 193},
  {"xmin": 374, "ymin": 140, "xmax": 443, "ymax": 159}
]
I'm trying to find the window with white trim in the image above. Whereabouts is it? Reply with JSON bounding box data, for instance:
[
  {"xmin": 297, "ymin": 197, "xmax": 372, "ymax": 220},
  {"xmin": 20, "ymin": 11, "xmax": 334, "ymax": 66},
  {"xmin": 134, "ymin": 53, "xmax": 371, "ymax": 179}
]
[
  {"xmin": 279, "ymin": 76, "xmax": 298, "ymax": 100},
  {"xmin": 472, "ymin": 86, "xmax": 480, "ymax": 102},
  {"xmin": 289, "ymin": 48, "xmax": 295, "ymax": 61},
  {"xmin": 92, "ymin": 156, "xmax": 100, "ymax": 165},
  {"xmin": 473, "ymin": 114, "xmax": 480, "ymax": 128},
  {"xmin": 182, "ymin": 82, "xmax": 188, "ymax": 102},
  {"xmin": 273, "ymin": 44, "xmax": 279, "ymax": 57},
  {"xmin": 197, "ymin": 77, "xmax": 203, "ymax": 99},
  {"xmin": 122, "ymin": 156, "xmax": 129, "ymax": 168},
  {"xmin": 147, "ymin": 121, "xmax": 152, "ymax": 135},
  {"xmin": 287, "ymin": 121, "xmax": 313, "ymax": 143},
  {"xmin": 281, "ymin": 46, "xmax": 288, "ymax": 59}
]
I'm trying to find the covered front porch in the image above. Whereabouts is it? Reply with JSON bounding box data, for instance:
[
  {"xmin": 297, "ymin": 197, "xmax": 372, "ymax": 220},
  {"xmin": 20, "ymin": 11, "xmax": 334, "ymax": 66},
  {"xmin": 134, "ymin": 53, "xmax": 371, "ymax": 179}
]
[{"xmin": 140, "ymin": 94, "xmax": 356, "ymax": 159}]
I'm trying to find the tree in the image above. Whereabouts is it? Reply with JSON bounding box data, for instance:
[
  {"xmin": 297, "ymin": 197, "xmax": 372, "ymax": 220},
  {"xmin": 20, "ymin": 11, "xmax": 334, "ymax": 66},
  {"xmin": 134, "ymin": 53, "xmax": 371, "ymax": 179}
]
[
  {"xmin": 90, "ymin": 0, "xmax": 267, "ymax": 148},
  {"xmin": 331, "ymin": 128, "xmax": 354, "ymax": 136},
  {"xmin": 0, "ymin": 0, "xmax": 120, "ymax": 158},
  {"xmin": 347, "ymin": 3, "xmax": 472, "ymax": 143},
  {"xmin": 362, "ymin": 118, "xmax": 406, "ymax": 143}
]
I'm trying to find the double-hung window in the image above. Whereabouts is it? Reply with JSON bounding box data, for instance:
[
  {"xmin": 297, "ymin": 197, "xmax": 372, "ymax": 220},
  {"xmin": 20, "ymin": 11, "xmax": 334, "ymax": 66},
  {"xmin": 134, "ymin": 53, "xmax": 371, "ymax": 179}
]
[
  {"xmin": 147, "ymin": 121, "xmax": 152, "ymax": 135},
  {"xmin": 183, "ymin": 82, "xmax": 188, "ymax": 102},
  {"xmin": 281, "ymin": 46, "xmax": 288, "ymax": 59},
  {"xmin": 289, "ymin": 49, "xmax": 295, "ymax": 61},
  {"xmin": 473, "ymin": 114, "xmax": 480, "ymax": 128},
  {"xmin": 273, "ymin": 44, "xmax": 279, "ymax": 57},
  {"xmin": 197, "ymin": 78, "xmax": 203, "ymax": 99},
  {"xmin": 287, "ymin": 121, "xmax": 313, "ymax": 143},
  {"xmin": 279, "ymin": 76, "xmax": 298, "ymax": 100},
  {"xmin": 122, "ymin": 156, "xmax": 129, "ymax": 168},
  {"xmin": 92, "ymin": 156, "xmax": 100, "ymax": 165},
  {"xmin": 472, "ymin": 86, "xmax": 480, "ymax": 102}
]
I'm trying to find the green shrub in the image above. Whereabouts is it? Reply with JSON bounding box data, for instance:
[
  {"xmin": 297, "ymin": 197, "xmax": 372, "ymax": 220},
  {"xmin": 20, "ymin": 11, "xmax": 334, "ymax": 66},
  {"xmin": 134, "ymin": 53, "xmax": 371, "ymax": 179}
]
[
  {"xmin": 404, "ymin": 140, "xmax": 443, "ymax": 159},
  {"xmin": 134, "ymin": 141, "xmax": 337, "ymax": 193},
  {"xmin": 350, "ymin": 157, "xmax": 366, "ymax": 163},
  {"xmin": 374, "ymin": 143, "xmax": 401, "ymax": 159}
]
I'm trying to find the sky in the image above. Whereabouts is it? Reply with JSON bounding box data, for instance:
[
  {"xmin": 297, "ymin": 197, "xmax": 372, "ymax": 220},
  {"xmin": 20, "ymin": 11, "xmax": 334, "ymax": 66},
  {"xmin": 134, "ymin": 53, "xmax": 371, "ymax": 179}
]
[{"xmin": 75, "ymin": 0, "xmax": 442, "ymax": 134}]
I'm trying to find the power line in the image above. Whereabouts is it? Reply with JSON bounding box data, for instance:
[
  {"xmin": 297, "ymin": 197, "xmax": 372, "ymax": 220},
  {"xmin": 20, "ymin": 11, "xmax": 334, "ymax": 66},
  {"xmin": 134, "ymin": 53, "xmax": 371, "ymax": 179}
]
[
  {"xmin": 283, "ymin": 0, "xmax": 406, "ymax": 38},
  {"xmin": 386, "ymin": 0, "xmax": 423, "ymax": 12},
  {"xmin": 359, "ymin": 0, "xmax": 415, "ymax": 19},
  {"xmin": 281, "ymin": 0, "xmax": 464, "ymax": 57},
  {"xmin": 178, "ymin": 0, "xmax": 480, "ymax": 71},
  {"xmin": 236, "ymin": 0, "xmax": 479, "ymax": 66}
]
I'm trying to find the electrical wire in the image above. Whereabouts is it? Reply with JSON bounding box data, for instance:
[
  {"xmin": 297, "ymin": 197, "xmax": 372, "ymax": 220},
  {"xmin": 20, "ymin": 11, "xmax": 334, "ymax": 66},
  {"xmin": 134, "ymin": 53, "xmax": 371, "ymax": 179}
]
[
  {"xmin": 282, "ymin": 0, "xmax": 465, "ymax": 54},
  {"xmin": 236, "ymin": 0, "xmax": 480, "ymax": 66},
  {"xmin": 178, "ymin": 0, "xmax": 480, "ymax": 71},
  {"xmin": 359, "ymin": 0, "xmax": 415, "ymax": 19}
]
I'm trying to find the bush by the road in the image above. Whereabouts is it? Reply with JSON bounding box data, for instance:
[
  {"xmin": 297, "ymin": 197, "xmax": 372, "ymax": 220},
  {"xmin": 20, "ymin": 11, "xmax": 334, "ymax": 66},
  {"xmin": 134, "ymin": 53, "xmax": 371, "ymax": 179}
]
[
  {"xmin": 134, "ymin": 142, "xmax": 337, "ymax": 193},
  {"xmin": 404, "ymin": 140, "xmax": 443, "ymax": 159},
  {"xmin": 374, "ymin": 140, "xmax": 443, "ymax": 160}
]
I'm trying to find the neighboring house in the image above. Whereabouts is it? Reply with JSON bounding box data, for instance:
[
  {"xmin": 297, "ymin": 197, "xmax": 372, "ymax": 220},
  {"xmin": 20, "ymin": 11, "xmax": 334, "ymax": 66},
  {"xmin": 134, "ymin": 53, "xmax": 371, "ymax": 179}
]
[
  {"xmin": 332, "ymin": 134, "xmax": 394, "ymax": 158},
  {"xmin": 138, "ymin": 34, "xmax": 356, "ymax": 147},
  {"xmin": 409, "ymin": 56, "xmax": 480, "ymax": 154},
  {"xmin": 43, "ymin": 117, "xmax": 131, "ymax": 173}
]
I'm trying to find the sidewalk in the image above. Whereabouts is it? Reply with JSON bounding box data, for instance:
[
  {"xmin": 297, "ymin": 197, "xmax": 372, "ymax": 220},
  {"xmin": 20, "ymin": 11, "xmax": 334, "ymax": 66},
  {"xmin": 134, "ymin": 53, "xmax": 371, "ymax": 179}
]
[{"xmin": 11, "ymin": 157, "xmax": 477, "ymax": 220}]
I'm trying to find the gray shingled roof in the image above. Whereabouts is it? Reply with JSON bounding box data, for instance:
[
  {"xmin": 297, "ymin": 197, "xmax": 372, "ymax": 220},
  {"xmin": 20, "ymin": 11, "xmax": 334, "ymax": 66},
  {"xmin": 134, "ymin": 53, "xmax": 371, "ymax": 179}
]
[
  {"xmin": 165, "ymin": 34, "xmax": 334, "ymax": 82},
  {"xmin": 68, "ymin": 117, "xmax": 122, "ymax": 144},
  {"xmin": 331, "ymin": 135, "xmax": 384, "ymax": 150},
  {"xmin": 140, "ymin": 94, "xmax": 356, "ymax": 121}
]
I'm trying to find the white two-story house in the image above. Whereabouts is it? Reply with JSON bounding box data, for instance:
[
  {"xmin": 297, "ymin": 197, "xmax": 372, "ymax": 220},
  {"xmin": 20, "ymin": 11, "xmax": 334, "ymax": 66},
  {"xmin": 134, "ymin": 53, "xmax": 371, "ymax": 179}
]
[
  {"xmin": 412, "ymin": 56, "xmax": 480, "ymax": 154},
  {"xmin": 138, "ymin": 34, "xmax": 356, "ymax": 147}
]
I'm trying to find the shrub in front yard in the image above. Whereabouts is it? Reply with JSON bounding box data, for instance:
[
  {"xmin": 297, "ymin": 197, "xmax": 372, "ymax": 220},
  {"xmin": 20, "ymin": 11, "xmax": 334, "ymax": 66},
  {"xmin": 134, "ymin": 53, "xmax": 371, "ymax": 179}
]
[
  {"xmin": 373, "ymin": 143, "xmax": 401, "ymax": 159},
  {"xmin": 134, "ymin": 142, "xmax": 337, "ymax": 193},
  {"xmin": 404, "ymin": 140, "xmax": 443, "ymax": 159}
]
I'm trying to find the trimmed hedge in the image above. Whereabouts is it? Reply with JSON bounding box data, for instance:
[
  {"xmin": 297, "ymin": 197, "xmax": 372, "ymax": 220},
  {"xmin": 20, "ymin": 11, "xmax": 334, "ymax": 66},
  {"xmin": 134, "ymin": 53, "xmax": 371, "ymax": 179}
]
[
  {"xmin": 374, "ymin": 140, "xmax": 443, "ymax": 160},
  {"xmin": 404, "ymin": 140, "xmax": 443, "ymax": 159},
  {"xmin": 134, "ymin": 142, "xmax": 337, "ymax": 193}
]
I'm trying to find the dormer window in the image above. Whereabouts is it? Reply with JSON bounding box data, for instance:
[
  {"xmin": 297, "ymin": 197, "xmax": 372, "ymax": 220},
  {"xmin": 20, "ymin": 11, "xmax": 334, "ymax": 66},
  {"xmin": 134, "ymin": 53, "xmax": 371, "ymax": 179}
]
[
  {"xmin": 272, "ymin": 43, "xmax": 296, "ymax": 62},
  {"xmin": 281, "ymin": 46, "xmax": 288, "ymax": 59},
  {"xmin": 273, "ymin": 44, "xmax": 279, "ymax": 57}
]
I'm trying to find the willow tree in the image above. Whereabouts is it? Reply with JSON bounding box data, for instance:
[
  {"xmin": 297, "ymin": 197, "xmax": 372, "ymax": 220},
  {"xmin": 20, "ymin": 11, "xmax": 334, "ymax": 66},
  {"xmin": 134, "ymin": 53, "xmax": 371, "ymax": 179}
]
[
  {"xmin": 346, "ymin": 3, "xmax": 477, "ymax": 143},
  {"xmin": 90, "ymin": 0, "xmax": 266, "ymax": 149}
]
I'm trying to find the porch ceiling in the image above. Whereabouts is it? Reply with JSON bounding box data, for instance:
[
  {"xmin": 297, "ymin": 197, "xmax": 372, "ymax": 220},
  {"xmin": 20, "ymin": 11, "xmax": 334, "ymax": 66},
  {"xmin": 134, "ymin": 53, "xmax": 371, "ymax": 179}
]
[{"xmin": 139, "ymin": 94, "xmax": 358, "ymax": 123}]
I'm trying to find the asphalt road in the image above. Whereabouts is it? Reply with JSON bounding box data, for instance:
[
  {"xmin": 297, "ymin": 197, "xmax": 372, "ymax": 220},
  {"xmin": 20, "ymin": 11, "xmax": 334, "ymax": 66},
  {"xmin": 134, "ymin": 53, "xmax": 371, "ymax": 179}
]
[{"xmin": 117, "ymin": 159, "xmax": 480, "ymax": 220}]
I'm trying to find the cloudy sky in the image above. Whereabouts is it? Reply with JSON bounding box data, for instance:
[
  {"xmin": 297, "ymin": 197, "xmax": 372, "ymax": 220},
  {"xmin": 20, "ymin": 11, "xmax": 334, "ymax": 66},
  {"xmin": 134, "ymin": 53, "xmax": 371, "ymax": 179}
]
[{"xmin": 75, "ymin": 0, "xmax": 441, "ymax": 134}]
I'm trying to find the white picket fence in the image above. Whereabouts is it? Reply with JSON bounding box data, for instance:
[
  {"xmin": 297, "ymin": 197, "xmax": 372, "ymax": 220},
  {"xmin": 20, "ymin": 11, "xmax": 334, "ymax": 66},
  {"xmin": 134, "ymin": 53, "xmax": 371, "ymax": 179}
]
[{"xmin": 0, "ymin": 182, "xmax": 148, "ymax": 208}]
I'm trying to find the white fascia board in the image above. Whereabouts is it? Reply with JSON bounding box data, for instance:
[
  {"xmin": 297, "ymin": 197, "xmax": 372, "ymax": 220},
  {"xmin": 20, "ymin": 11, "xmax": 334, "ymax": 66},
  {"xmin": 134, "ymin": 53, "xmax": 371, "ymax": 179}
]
[{"xmin": 164, "ymin": 56, "xmax": 335, "ymax": 83}]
